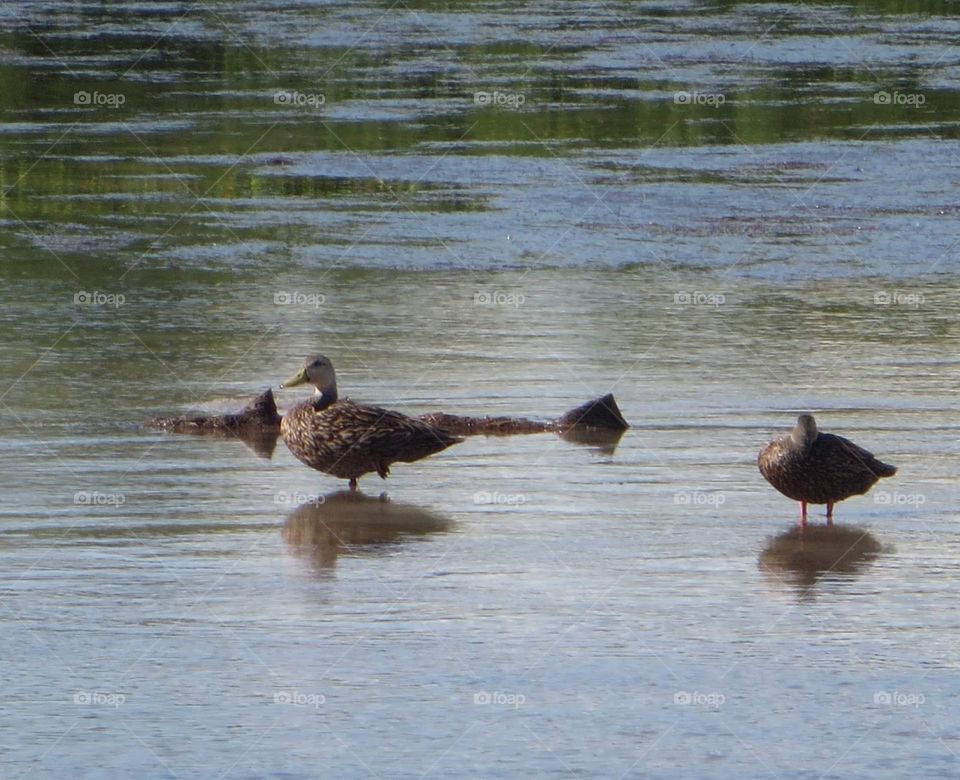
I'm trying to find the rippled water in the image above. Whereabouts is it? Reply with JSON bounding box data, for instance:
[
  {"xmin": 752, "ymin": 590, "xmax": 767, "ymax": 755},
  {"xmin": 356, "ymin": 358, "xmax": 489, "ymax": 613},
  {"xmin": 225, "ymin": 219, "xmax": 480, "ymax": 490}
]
[{"xmin": 3, "ymin": 1, "xmax": 960, "ymax": 777}]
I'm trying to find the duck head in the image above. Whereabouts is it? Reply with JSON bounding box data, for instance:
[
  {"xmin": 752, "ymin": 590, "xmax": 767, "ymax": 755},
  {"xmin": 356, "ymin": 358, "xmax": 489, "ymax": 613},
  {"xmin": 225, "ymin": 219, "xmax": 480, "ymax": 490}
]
[
  {"xmin": 790, "ymin": 413, "xmax": 818, "ymax": 452},
  {"xmin": 281, "ymin": 355, "xmax": 338, "ymax": 404}
]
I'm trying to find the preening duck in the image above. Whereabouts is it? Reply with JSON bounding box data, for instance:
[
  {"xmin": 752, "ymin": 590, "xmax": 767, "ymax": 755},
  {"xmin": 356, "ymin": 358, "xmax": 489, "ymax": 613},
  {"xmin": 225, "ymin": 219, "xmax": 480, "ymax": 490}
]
[{"xmin": 758, "ymin": 414, "xmax": 896, "ymax": 524}]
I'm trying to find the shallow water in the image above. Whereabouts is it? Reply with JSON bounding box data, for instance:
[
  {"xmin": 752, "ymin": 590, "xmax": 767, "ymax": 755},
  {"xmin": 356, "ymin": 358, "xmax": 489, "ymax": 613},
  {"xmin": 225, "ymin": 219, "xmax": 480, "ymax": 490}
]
[{"xmin": 3, "ymin": 1, "xmax": 960, "ymax": 777}]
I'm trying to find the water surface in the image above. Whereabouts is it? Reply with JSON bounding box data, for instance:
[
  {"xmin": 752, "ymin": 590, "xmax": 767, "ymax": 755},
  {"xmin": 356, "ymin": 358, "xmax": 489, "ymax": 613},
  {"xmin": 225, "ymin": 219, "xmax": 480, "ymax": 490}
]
[{"xmin": 2, "ymin": 2, "xmax": 960, "ymax": 777}]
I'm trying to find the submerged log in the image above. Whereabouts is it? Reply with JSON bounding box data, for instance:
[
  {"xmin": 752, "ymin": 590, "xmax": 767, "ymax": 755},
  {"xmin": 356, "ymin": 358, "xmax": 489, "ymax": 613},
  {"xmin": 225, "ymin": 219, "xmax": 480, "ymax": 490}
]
[
  {"xmin": 554, "ymin": 393, "xmax": 629, "ymax": 431},
  {"xmin": 147, "ymin": 388, "xmax": 283, "ymax": 458},
  {"xmin": 146, "ymin": 387, "xmax": 629, "ymax": 443},
  {"xmin": 148, "ymin": 388, "xmax": 282, "ymax": 433},
  {"xmin": 416, "ymin": 412, "xmax": 552, "ymax": 436},
  {"xmin": 419, "ymin": 392, "xmax": 629, "ymax": 436}
]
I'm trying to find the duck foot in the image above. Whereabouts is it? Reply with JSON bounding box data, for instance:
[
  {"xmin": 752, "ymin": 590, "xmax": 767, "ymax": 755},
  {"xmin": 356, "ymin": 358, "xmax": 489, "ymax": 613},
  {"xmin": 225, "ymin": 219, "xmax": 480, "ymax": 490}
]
[
  {"xmin": 349, "ymin": 478, "xmax": 358, "ymax": 491},
  {"xmin": 798, "ymin": 501, "xmax": 808, "ymax": 527},
  {"xmin": 826, "ymin": 502, "xmax": 834, "ymax": 525}
]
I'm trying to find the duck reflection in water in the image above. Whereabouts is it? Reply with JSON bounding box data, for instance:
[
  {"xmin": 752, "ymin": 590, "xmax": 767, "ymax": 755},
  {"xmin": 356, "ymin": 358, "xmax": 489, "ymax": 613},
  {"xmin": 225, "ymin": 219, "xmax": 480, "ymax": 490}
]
[
  {"xmin": 282, "ymin": 490, "xmax": 453, "ymax": 572},
  {"xmin": 759, "ymin": 524, "xmax": 883, "ymax": 595}
]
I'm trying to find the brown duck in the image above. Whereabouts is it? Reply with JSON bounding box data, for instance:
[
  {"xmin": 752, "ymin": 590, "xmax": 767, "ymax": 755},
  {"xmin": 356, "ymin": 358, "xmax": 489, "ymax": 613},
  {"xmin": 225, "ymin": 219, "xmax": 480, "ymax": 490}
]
[
  {"xmin": 758, "ymin": 414, "xmax": 896, "ymax": 524},
  {"xmin": 280, "ymin": 355, "xmax": 462, "ymax": 490}
]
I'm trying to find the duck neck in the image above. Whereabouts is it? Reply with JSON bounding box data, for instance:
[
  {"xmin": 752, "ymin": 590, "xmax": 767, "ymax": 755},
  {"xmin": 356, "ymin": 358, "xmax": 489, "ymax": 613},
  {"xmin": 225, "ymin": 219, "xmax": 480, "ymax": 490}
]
[
  {"xmin": 312, "ymin": 384, "xmax": 338, "ymax": 411},
  {"xmin": 790, "ymin": 426, "xmax": 816, "ymax": 454}
]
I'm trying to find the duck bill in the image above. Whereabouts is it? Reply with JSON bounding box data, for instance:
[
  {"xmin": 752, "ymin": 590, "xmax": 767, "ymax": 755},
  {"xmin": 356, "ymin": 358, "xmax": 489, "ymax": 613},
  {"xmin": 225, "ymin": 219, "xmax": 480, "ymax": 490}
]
[{"xmin": 280, "ymin": 368, "xmax": 307, "ymax": 388}]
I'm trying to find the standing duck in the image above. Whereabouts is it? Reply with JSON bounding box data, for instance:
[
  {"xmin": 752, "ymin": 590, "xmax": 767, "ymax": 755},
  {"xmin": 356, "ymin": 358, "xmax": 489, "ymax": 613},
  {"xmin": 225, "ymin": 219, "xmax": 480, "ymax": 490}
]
[
  {"xmin": 279, "ymin": 355, "xmax": 462, "ymax": 490},
  {"xmin": 758, "ymin": 414, "xmax": 896, "ymax": 524}
]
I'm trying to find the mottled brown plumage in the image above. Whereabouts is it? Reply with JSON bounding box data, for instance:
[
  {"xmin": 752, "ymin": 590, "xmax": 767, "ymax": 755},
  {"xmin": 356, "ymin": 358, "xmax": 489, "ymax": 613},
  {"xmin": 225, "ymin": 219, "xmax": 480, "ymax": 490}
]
[
  {"xmin": 280, "ymin": 355, "xmax": 461, "ymax": 489},
  {"xmin": 758, "ymin": 414, "xmax": 896, "ymax": 522}
]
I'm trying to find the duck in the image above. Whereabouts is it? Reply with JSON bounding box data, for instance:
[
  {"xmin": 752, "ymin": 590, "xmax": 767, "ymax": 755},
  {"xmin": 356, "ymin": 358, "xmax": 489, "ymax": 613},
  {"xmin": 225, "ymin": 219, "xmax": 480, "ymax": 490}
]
[
  {"xmin": 279, "ymin": 355, "xmax": 462, "ymax": 490},
  {"xmin": 758, "ymin": 414, "xmax": 896, "ymax": 524}
]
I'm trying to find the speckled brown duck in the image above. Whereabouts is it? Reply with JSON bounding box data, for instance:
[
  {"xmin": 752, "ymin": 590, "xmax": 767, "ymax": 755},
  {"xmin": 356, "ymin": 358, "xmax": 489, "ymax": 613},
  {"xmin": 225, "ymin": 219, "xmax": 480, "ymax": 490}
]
[
  {"xmin": 279, "ymin": 355, "xmax": 462, "ymax": 490},
  {"xmin": 758, "ymin": 414, "xmax": 896, "ymax": 524}
]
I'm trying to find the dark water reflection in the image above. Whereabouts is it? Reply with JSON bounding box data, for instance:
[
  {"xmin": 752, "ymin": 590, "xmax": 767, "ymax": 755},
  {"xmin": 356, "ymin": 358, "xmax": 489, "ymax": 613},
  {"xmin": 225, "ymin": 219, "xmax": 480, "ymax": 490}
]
[
  {"xmin": 159, "ymin": 427, "xmax": 281, "ymax": 459},
  {"xmin": 558, "ymin": 426, "xmax": 626, "ymax": 455},
  {"xmin": 282, "ymin": 491, "xmax": 454, "ymax": 572},
  {"xmin": 759, "ymin": 524, "xmax": 884, "ymax": 595},
  {"xmin": 3, "ymin": 0, "xmax": 960, "ymax": 280}
]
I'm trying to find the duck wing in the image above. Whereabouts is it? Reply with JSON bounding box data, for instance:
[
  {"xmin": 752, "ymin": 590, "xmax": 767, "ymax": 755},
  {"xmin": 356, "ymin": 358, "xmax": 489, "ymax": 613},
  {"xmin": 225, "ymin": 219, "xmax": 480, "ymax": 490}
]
[
  {"xmin": 328, "ymin": 401, "xmax": 462, "ymax": 462},
  {"xmin": 816, "ymin": 433, "xmax": 897, "ymax": 478}
]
